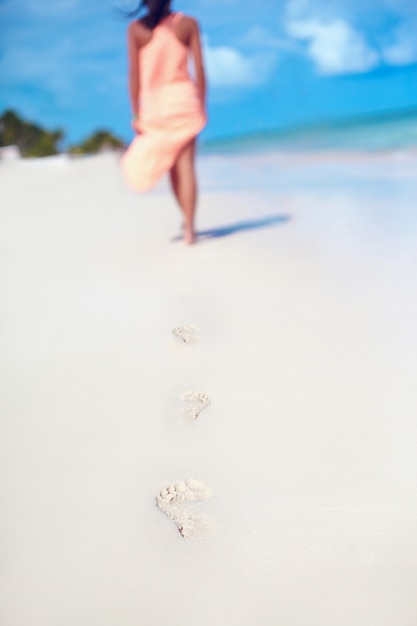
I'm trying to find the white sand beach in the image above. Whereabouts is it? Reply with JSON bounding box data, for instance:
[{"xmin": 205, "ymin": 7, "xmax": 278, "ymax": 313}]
[{"xmin": 1, "ymin": 150, "xmax": 417, "ymax": 626}]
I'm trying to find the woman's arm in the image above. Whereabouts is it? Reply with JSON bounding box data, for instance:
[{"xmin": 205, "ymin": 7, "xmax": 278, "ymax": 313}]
[
  {"xmin": 127, "ymin": 22, "xmax": 140, "ymax": 119},
  {"xmin": 189, "ymin": 19, "xmax": 207, "ymax": 110}
]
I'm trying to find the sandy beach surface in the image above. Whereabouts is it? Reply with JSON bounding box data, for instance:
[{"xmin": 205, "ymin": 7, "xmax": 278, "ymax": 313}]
[{"xmin": 1, "ymin": 150, "xmax": 417, "ymax": 625}]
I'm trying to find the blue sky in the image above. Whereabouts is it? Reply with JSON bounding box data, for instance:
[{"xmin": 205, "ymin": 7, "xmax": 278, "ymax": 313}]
[{"xmin": 1, "ymin": 0, "xmax": 417, "ymax": 145}]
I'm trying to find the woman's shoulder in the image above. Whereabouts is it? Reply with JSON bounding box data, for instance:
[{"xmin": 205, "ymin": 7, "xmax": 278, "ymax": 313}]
[
  {"xmin": 127, "ymin": 18, "xmax": 151, "ymax": 44},
  {"xmin": 176, "ymin": 13, "xmax": 201, "ymax": 33},
  {"xmin": 127, "ymin": 18, "xmax": 148, "ymax": 32},
  {"xmin": 177, "ymin": 13, "xmax": 200, "ymax": 24}
]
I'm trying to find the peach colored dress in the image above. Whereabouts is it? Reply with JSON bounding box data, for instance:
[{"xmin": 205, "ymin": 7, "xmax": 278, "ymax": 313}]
[{"xmin": 121, "ymin": 12, "xmax": 207, "ymax": 192}]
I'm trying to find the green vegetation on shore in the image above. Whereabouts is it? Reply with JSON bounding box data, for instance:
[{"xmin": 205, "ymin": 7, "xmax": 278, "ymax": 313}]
[
  {"xmin": 67, "ymin": 130, "xmax": 125, "ymax": 155},
  {"xmin": 0, "ymin": 110, "xmax": 64, "ymax": 157},
  {"xmin": 0, "ymin": 110, "xmax": 125, "ymax": 158}
]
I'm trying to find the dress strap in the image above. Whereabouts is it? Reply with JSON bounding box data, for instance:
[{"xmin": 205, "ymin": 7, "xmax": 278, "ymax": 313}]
[{"xmin": 172, "ymin": 11, "xmax": 183, "ymax": 25}]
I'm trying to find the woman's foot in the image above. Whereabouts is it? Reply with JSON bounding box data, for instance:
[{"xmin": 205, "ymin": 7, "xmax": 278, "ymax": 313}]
[{"xmin": 183, "ymin": 226, "xmax": 196, "ymax": 245}]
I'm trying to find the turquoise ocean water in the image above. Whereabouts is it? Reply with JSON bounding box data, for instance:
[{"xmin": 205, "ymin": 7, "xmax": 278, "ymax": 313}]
[
  {"xmin": 201, "ymin": 109, "xmax": 417, "ymax": 154},
  {"xmin": 195, "ymin": 108, "xmax": 417, "ymax": 193}
]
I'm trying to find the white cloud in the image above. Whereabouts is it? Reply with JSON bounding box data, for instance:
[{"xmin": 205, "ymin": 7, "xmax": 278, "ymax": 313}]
[
  {"xmin": 286, "ymin": 18, "xmax": 379, "ymax": 75},
  {"xmin": 239, "ymin": 26, "xmax": 301, "ymax": 53},
  {"xmin": 204, "ymin": 41, "xmax": 277, "ymax": 88},
  {"xmin": 382, "ymin": 24, "xmax": 417, "ymax": 66},
  {"xmin": 284, "ymin": 0, "xmax": 417, "ymax": 73}
]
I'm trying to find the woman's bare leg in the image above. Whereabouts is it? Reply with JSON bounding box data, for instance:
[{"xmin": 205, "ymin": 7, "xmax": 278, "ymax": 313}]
[
  {"xmin": 169, "ymin": 166, "xmax": 184, "ymax": 232},
  {"xmin": 169, "ymin": 165, "xmax": 181, "ymax": 209},
  {"xmin": 169, "ymin": 140, "xmax": 197, "ymax": 244}
]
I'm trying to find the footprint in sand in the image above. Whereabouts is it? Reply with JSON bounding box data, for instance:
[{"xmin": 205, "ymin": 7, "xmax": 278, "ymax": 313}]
[
  {"xmin": 180, "ymin": 390, "xmax": 211, "ymax": 421},
  {"xmin": 156, "ymin": 478, "xmax": 214, "ymax": 539},
  {"xmin": 172, "ymin": 325, "xmax": 199, "ymax": 344}
]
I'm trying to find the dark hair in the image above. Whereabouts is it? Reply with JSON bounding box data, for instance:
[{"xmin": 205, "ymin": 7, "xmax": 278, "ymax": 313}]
[{"xmin": 124, "ymin": 0, "xmax": 172, "ymax": 29}]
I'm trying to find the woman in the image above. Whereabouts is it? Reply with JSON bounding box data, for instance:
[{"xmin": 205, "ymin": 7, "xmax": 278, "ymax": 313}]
[{"xmin": 121, "ymin": 0, "xmax": 207, "ymax": 245}]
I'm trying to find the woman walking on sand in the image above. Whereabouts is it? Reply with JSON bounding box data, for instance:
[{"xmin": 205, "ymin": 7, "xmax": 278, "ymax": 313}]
[{"xmin": 121, "ymin": 0, "xmax": 207, "ymax": 245}]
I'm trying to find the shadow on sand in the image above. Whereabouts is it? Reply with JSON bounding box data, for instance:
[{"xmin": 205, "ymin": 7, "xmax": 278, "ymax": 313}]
[{"xmin": 172, "ymin": 214, "xmax": 292, "ymax": 243}]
